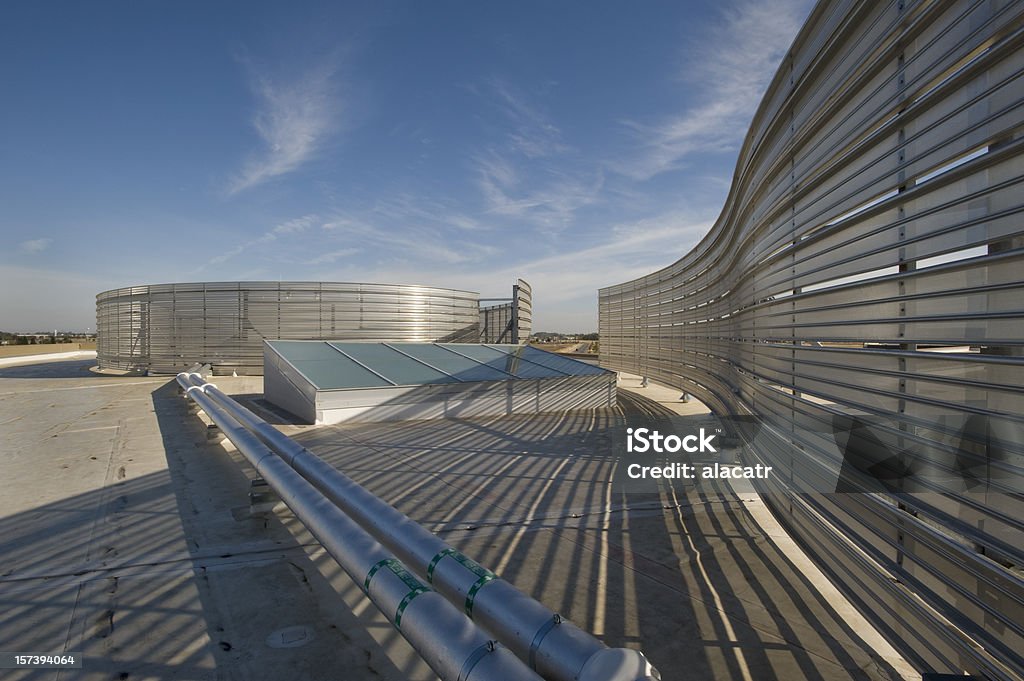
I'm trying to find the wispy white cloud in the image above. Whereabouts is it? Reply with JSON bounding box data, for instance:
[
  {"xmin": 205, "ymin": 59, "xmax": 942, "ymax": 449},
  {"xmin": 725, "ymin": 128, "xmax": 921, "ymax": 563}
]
[
  {"xmin": 465, "ymin": 78, "xmax": 600, "ymax": 232},
  {"xmin": 368, "ymin": 194, "xmax": 489, "ymax": 232},
  {"xmin": 475, "ymin": 153, "xmax": 519, "ymax": 191},
  {"xmin": 227, "ymin": 60, "xmax": 343, "ymax": 195},
  {"xmin": 473, "ymin": 152, "xmax": 603, "ymax": 231},
  {"xmin": 615, "ymin": 0, "xmax": 812, "ymax": 180},
  {"xmin": 321, "ymin": 215, "xmax": 496, "ymax": 265},
  {"xmin": 447, "ymin": 214, "xmax": 486, "ymax": 231},
  {"xmin": 19, "ymin": 238, "xmax": 53, "ymax": 254},
  {"xmin": 270, "ymin": 215, "xmax": 318, "ymax": 235},
  {"xmin": 488, "ymin": 78, "xmax": 569, "ymax": 159},
  {"xmin": 508, "ymin": 212, "xmax": 712, "ymax": 303},
  {"xmin": 314, "ymin": 209, "xmax": 713, "ymax": 330},
  {"xmin": 201, "ymin": 214, "xmax": 319, "ymax": 269},
  {"xmin": 304, "ymin": 248, "xmax": 360, "ymax": 265}
]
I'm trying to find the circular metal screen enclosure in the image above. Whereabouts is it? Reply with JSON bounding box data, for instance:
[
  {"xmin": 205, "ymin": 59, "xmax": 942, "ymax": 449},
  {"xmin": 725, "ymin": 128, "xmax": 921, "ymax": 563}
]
[{"xmin": 96, "ymin": 281, "xmax": 480, "ymax": 374}]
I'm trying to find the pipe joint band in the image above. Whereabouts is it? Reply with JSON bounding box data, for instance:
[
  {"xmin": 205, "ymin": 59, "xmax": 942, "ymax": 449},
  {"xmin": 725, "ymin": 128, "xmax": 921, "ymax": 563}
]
[
  {"xmin": 427, "ymin": 548, "xmax": 498, "ymax": 604},
  {"xmin": 394, "ymin": 585, "xmax": 429, "ymax": 629},
  {"xmin": 363, "ymin": 558, "xmax": 431, "ymax": 630},
  {"xmin": 364, "ymin": 557, "xmax": 422, "ymax": 592},
  {"xmin": 364, "ymin": 558, "xmax": 393, "ymax": 592},
  {"xmin": 451, "ymin": 552, "xmax": 494, "ymax": 580},
  {"xmin": 464, "ymin": 573, "xmax": 496, "ymax": 616},
  {"xmin": 457, "ymin": 640, "xmax": 497, "ymax": 681},
  {"xmin": 527, "ymin": 613, "xmax": 562, "ymax": 670},
  {"xmin": 425, "ymin": 549, "xmax": 501, "ymax": 617},
  {"xmin": 426, "ymin": 547, "xmax": 458, "ymax": 583}
]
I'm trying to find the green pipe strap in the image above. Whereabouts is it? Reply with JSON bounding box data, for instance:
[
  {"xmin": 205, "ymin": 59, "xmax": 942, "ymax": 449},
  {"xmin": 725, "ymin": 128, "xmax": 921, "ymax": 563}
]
[
  {"xmin": 365, "ymin": 558, "xmax": 423, "ymax": 593},
  {"xmin": 451, "ymin": 552, "xmax": 495, "ymax": 580},
  {"xmin": 425, "ymin": 547, "xmax": 499, "ymax": 616},
  {"xmin": 464, "ymin": 574, "xmax": 496, "ymax": 616},
  {"xmin": 394, "ymin": 585, "xmax": 430, "ymax": 629},
  {"xmin": 364, "ymin": 558, "xmax": 397, "ymax": 592},
  {"xmin": 426, "ymin": 547, "xmax": 458, "ymax": 583},
  {"xmin": 427, "ymin": 547, "xmax": 496, "ymax": 583},
  {"xmin": 364, "ymin": 558, "xmax": 431, "ymax": 630}
]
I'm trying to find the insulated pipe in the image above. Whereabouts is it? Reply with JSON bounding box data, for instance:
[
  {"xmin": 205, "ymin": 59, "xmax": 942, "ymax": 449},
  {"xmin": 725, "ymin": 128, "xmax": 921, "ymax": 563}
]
[
  {"xmin": 176, "ymin": 374, "xmax": 543, "ymax": 681},
  {"xmin": 186, "ymin": 374, "xmax": 660, "ymax": 681}
]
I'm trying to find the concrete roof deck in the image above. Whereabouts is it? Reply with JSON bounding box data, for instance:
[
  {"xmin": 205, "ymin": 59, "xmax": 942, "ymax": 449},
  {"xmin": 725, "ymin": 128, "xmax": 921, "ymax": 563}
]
[{"xmin": 0, "ymin": 356, "xmax": 912, "ymax": 680}]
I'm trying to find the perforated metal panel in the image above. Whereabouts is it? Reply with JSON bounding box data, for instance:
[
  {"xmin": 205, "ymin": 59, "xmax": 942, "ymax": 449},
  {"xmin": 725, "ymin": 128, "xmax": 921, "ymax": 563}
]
[{"xmin": 599, "ymin": 1, "xmax": 1024, "ymax": 678}]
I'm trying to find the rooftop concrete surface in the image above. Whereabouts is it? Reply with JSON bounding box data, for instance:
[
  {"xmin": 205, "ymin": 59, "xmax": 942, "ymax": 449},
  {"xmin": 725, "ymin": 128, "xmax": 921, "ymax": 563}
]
[
  {"xmin": 0, "ymin": 349, "xmax": 96, "ymax": 367},
  {"xmin": 0, "ymin": 357, "xmax": 425, "ymax": 681},
  {"xmin": 0, "ymin": 357, "xmax": 914, "ymax": 680}
]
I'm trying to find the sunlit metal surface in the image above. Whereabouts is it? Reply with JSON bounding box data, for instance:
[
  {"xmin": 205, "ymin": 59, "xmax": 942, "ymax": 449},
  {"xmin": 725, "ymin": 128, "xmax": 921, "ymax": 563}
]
[
  {"xmin": 262, "ymin": 341, "xmax": 615, "ymax": 424},
  {"xmin": 176, "ymin": 372, "xmax": 547, "ymax": 681},
  {"xmin": 480, "ymin": 279, "xmax": 532, "ymax": 343},
  {"xmin": 96, "ymin": 281, "xmax": 481, "ymax": 374},
  {"xmin": 600, "ymin": 1, "xmax": 1024, "ymax": 678},
  {"xmin": 181, "ymin": 372, "xmax": 655, "ymax": 681}
]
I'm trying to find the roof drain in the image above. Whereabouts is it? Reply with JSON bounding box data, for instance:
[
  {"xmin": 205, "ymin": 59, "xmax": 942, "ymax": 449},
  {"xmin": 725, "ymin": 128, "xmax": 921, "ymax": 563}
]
[{"xmin": 181, "ymin": 371, "xmax": 661, "ymax": 681}]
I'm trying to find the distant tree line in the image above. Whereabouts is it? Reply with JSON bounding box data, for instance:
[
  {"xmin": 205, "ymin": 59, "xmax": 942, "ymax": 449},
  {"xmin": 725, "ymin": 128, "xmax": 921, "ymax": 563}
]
[
  {"xmin": 0, "ymin": 331, "xmax": 95, "ymax": 345},
  {"xmin": 529, "ymin": 332, "xmax": 599, "ymax": 342}
]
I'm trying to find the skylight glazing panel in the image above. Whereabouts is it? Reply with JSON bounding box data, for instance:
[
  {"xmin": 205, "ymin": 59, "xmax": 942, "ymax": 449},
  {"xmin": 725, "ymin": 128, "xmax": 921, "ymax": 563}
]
[
  {"xmin": 270, "ymin": 340, "xmax": 345, "ymax": 361},
  {"xmin": 269, "ymin": 341, "xmax": 391, "ymax": 389},
  {"xmin": 513, "ymin": 346, "xmax": 608, "ymax": 376},
  {"xmin": 330, "ymin": 342, "xmax": 457, "ymax": 385},
  {"xmin": 439, "ymin": 344, "xmax": 564, "ymax": 379},
  {"xmin": 391, "ymin": 343, "xmax": 513, "ymax": 382}
]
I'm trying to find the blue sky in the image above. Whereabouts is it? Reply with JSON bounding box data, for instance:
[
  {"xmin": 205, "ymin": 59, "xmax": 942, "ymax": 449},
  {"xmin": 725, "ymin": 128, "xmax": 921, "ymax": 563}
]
[{"xmin": 1, "ymin": 1, "xmax": 814, "ymax": 332}]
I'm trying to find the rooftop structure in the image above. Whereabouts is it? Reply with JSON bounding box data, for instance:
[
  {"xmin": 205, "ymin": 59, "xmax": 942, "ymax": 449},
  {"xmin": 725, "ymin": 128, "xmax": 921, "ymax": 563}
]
[
  {"xmin": 96, "ymin": 280, "xmax": 531, "ymax": 376},
  {"xmin": 263, "ymin": 341, "xmax": 613, "ymax": 424},
  {"xmin": 0, "ymin": 353, "xmax": 912, "ymax": 680},
  {"xmin": 479, "ymin": 279, "xmax": 532, "ymax": 344}
]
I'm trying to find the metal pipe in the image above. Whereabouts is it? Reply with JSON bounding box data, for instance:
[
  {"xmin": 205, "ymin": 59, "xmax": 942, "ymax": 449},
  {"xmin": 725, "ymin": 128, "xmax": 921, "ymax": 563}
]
[
  {"xmin": 186, "ymin": 373, "xmax": 660, "ymax": 681},
  {"xmin": 176, "ymin": 373, "xmax": 543, "ymax": 681}
]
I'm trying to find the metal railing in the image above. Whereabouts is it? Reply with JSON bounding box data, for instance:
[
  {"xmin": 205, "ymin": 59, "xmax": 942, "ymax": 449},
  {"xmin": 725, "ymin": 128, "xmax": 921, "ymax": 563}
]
[{"xmin": 599, "ymin": 1, "xmax": 1024, "ymax": 678}]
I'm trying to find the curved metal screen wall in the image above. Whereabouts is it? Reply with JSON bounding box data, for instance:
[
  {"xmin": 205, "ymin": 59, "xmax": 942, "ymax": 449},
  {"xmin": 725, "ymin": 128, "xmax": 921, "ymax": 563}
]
[
  {"xmin": 97, "ymin": 282, "xmax": 480, "ymax": 374},
  {"xmin": 600, "ymin": 1, "xmax": 1024, "ymax": 678},
  {"xmin": 514, "ymin": 279, "xmax": 533, "ymax": 343},
  {"xmin": 479, "ymin": 279, "xmax": 533, "ymax": 343}
]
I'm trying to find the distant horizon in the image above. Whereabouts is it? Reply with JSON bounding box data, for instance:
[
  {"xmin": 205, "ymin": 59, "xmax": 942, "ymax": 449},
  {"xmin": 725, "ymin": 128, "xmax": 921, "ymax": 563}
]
[
  {"xmin": 0, "ymin": 326, "xmax": 599, "ymax": 336},
  {"xmin": 1, "ymin": 1, "xmax": 814, "ymax": 331}
]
